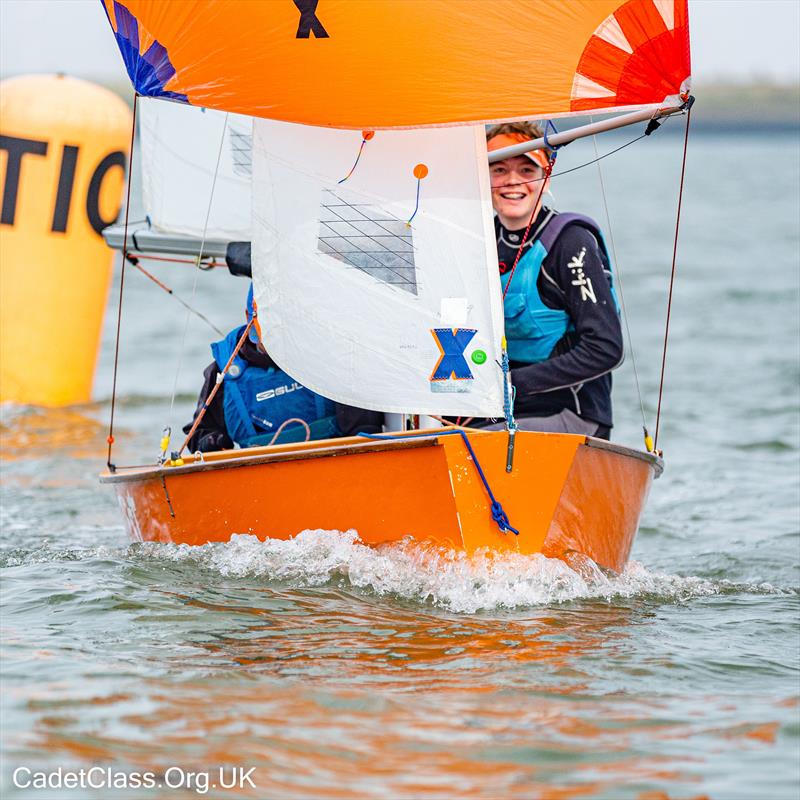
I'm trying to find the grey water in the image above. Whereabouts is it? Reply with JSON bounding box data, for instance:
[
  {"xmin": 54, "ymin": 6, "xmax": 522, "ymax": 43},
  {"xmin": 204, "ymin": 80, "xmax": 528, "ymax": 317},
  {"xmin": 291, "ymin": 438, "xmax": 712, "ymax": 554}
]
[{"xmin": 1, "ymin": 128, "xmax": 799, "ymax": 799}]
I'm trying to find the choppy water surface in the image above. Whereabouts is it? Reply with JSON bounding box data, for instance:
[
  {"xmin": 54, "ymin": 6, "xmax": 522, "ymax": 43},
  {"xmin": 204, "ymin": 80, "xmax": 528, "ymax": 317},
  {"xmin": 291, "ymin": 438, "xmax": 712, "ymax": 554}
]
[{"xmin": 2, "ymin": 131, "xmax": 799, "ymax": 799}]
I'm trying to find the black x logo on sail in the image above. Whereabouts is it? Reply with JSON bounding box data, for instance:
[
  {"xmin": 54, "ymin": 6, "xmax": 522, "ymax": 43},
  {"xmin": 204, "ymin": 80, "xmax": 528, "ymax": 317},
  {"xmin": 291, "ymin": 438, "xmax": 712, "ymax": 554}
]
[{"xmin": 294, "ymin": 0, "xmax": 329, "ymax": 38}]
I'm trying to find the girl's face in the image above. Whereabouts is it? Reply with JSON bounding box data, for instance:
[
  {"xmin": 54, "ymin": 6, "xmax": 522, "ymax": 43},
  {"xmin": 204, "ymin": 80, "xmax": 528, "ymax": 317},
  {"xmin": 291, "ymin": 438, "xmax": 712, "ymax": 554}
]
[{"xmin": 490, "ymin": 155, "xmax": 547, "ymax": 230}]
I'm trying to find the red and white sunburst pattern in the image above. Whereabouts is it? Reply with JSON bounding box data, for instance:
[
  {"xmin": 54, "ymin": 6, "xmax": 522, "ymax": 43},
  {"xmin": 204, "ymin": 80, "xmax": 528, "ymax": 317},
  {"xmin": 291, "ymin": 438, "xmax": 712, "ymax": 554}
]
[{"xmin": 570, "ymin": 0, "xmax": 691, "ymax": 112}]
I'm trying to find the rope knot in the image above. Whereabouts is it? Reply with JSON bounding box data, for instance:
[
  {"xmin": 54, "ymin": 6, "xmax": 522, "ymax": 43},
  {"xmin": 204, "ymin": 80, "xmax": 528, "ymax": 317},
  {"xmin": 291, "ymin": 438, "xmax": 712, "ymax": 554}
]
[
  {"xmin": 543, "ymin": 119, "xmax": 563, "ymax": 159},
  {"xmin": 490, "ymin": 501, "xmax": 519, "ymax": 536},
  {"xmin": 359, "ymin": 430, "xmax": 520, "ymax": 538}
]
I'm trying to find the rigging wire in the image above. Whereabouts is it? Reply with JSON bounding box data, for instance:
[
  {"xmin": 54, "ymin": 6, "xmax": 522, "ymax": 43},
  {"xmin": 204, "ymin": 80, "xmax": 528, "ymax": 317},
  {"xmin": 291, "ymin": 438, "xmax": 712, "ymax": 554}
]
[
  {"xmin": 125, "ymin": 254, "xmax": 224, "ymax": 336},
  {"xmin": 493, "ymin": 132, "xmax": 648, "ymax": 192},
  {"xmin": 166, "ymin": 112, "xmax": 230, "ymax": 436},
  {"xmin": 589, "ymin": 123, "xmax": 650, "ymax": 448},
  {"xmin": 105, "ymin": 91, "xmax": 139, "ymax": 471},
  {"xmin": 654, "ymin": 102, "xmax": 693, "ymax": 451}
]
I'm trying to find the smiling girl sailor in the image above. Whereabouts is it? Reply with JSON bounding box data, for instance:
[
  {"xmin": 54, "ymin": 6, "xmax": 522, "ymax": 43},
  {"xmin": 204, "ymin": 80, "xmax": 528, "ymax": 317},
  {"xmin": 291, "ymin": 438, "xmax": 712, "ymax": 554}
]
[
  {"xmin": 483, "ymin": 122, "xmax": 623, "ymax": 439},
  {"xmin": 183, "ymin": 284, "xmax": 347, "ymax": 451}
]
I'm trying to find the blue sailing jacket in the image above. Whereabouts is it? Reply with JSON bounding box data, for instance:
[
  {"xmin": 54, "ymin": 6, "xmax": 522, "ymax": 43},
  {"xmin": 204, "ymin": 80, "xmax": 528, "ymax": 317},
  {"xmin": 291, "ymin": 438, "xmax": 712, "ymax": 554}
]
[
  {"xmin": 211, "ymin": 326, "xmax": 341, "ymax": 447},
  {"xmin": 501, "ymin": 212, "xmax": 619, "ymax": 363}
]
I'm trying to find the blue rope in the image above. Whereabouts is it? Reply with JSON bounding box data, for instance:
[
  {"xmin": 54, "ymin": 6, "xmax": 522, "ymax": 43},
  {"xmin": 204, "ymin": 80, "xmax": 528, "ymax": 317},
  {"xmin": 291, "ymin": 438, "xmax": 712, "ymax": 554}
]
[
  {"xmin": 543, "ymin": 119, "xmax": 562, "ymax": 157},
  {"xmin": 406, "ymin": 178, "xmax": 422, "ymax": 226},
  {"xmin": 358, "ymin": 429, "xmax": 519, "ymax": 536}
]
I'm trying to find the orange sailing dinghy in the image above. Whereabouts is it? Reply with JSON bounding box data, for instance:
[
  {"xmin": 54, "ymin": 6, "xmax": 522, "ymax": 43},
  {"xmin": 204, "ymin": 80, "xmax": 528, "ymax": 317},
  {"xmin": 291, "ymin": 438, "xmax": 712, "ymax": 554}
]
[
  {"xmin": 102, "ymin": 431, "xmax": 660, "ymax": 573},
  {"xmin": 99, "ymin": 0, "xmax": 689, "ymax": 573}
]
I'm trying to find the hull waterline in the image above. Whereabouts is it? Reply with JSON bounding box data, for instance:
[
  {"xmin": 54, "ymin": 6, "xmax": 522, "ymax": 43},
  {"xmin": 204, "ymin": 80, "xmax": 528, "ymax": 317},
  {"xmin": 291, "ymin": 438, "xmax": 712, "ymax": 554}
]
[{"xmin": 101, "ymin": 430, "xmax": 661, "ymax": 573}]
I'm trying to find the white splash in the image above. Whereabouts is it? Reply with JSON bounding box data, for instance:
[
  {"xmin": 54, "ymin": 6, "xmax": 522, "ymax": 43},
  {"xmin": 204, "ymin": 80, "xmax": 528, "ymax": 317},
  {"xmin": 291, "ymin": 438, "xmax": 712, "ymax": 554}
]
[{"xmin": 132, "ymin": 530, "xmax": 785, "ymax": 614}]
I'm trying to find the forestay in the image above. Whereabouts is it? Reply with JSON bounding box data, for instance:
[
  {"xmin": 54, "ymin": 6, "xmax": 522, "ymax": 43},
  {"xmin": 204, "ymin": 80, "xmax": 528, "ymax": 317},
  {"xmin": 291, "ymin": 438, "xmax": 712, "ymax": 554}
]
[{"xmin": 251, "ymin": 122, "xmax": 505, "ymax": 416}]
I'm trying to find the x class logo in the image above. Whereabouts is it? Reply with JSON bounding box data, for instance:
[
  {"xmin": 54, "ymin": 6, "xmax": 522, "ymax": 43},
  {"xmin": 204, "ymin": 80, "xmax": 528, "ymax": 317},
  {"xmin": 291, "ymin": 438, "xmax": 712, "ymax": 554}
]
[
  {"xmin": 430, "ymin": 328, "xmax": 476, "ymax": 382},
  {"xmin": 294, "ymin": 0, "xmax": 329, "ymax": 38}
]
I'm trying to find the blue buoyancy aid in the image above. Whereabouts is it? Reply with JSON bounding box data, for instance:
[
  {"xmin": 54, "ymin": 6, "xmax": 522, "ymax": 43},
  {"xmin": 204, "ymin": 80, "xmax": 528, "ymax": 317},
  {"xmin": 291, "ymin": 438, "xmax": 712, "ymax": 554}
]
[
  {"xmin": 500, "ymin": 212, "xmax": 619, "ymax": 364},
  {"xmin": 211, "ymin": 326, "xmax": 341, "ymax": 448}
]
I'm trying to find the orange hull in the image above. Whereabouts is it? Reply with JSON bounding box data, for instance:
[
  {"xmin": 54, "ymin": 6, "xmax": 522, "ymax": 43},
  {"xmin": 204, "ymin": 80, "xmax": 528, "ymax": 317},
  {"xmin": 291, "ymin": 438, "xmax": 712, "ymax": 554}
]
[{"xmin": 101, "ymin": 430, "xmax": 661, "ymax": 573}]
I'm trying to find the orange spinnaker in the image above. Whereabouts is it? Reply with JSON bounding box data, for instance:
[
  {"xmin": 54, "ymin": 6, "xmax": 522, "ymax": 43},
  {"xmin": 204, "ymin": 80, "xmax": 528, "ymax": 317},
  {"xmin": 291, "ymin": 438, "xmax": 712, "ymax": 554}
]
[{"xmin": 101, "ymin": 0, "xmax": 690, "ymax": 128}]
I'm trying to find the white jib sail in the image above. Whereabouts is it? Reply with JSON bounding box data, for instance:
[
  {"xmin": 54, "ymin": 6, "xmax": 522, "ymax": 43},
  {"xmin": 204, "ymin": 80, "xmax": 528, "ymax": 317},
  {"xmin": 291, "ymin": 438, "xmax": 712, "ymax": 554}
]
[
  {"xmin": 139, "ymin": 98, "xmax": 252, "ymax": 240},
  {"xmin": 251, "ymin": 121, "xmax": 505, "ymax": 417}
]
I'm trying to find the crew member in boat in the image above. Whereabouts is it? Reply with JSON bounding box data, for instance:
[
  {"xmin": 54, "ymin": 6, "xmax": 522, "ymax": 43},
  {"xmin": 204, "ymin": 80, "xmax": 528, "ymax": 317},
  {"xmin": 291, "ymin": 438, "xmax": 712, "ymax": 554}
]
[
  {"xmin": 482, "ymin": 121, "xmax": 624, "ymax": 439},
  {"xmin": 183, "ymin": 284, "xmax": 382, "ymax": 452}
]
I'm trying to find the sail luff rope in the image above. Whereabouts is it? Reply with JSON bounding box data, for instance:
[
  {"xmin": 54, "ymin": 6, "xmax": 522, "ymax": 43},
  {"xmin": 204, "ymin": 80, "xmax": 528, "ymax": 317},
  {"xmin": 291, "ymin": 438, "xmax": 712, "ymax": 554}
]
[
  {"xmin": 589, "ymin": 125, "xmax": 649, "ymax": 445},
  {"xmin": 166, "ymin": 112, "xmax": 230, "ymax": 434},
  {"xmin": 105, "ymin": 91, "xmax": 139, "ymax": 471},
  {"xmin": 654, "ymin": 103, "xmax": 692, "ymax": 451}
]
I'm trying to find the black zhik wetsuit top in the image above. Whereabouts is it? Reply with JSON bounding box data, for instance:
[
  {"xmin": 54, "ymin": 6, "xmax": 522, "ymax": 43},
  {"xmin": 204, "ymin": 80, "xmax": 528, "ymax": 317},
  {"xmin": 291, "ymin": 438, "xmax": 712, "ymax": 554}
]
[{"xmin": 492, "ymin": 208, "xmax": 624, "ymax": 429}]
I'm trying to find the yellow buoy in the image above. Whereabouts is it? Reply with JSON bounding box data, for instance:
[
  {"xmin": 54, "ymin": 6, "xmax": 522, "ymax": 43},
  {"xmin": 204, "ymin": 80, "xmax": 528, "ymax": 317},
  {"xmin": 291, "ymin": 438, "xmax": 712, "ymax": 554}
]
[{"xmin": 0, "ymin": 74, "xmax": 131, "ymax": 407}]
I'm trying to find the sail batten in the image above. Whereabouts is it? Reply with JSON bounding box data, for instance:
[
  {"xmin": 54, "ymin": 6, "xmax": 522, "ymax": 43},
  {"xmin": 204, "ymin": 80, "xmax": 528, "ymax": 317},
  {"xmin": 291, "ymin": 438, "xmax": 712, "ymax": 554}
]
[{"xmin": 101, "ymin": 0, "xmax": 690, "ymax": 129}]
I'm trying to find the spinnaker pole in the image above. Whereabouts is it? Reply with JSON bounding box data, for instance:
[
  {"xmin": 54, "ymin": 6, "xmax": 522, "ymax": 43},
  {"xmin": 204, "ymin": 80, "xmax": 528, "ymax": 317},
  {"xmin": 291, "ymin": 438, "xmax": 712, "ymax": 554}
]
[{"xmin": 487, "ymin": 100, "xmax": 692, "ymax": 164}]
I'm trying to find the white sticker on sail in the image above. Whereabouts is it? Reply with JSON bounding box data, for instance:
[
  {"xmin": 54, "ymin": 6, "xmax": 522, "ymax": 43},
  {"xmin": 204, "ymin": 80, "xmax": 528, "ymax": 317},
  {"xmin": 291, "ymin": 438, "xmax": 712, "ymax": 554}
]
[{"xmin": 440, "ymin": 298, "xmax": 469, "ymax": 327}]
